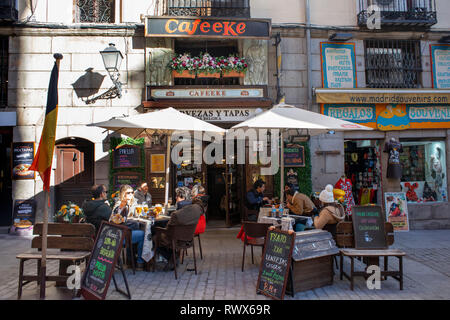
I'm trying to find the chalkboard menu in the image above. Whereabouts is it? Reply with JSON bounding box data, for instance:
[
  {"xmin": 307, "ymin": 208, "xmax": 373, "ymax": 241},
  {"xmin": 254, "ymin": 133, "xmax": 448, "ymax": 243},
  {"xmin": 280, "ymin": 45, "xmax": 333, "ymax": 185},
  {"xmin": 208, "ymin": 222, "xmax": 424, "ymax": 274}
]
[
  {"xmin": 113, "ymin": 145, "xmax": 141, "ymax": 169},
  {"xmin": 11, "ymin": 142, "xmax": 35, "ymax": 180},
  {"xmin": 257, "ymin": 229, "xmax": 295, "ymax": 300},
  {"xmin": 284, "ymin": 144, "xmax": 305, "ymax": 167},
  {"xmin": 81, "ymin": 222, "xmax": 127, "ymax": 300},
  {"xmin": 113, "ymin": 172, "xmax": 142, "ymax": 191},
  {"xmin": 352, "ymin": 205, "xmax": 387, "ymax": 249},
  {"xmin": 12, "ymin": 199, "xmax": 36, "ymax": 229}
]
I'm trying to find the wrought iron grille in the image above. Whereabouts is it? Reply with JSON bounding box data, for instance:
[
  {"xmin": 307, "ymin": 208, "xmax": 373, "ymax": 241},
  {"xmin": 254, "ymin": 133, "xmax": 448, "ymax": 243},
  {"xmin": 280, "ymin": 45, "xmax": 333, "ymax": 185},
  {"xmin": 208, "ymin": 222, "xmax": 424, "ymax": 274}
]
[
  {"xmin": 365, "ymin": 39, "xmax": 422, "ymax": 88},
  {"xmin": 167, "ymin": 0, "xmax": 250, "ymax": 18},
  {"xmin": 75, "ymin": 0, "xmax": 114, "ymax": 23},
  {"xmin": 0, "ymin": 37, "xmax": 7, "ymax": 107},
  {"xmin": 358, "ymin": 0, "xmax": 437, "ymax": 28}
]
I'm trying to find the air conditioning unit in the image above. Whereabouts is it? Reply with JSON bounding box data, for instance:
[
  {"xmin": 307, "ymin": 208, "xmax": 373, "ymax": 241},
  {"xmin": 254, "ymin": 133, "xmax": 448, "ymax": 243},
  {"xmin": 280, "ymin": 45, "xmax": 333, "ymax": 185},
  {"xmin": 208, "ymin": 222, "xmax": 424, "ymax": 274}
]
[{"xmin": 0, "ymin": 0, "xmax": 18, "ymax": 22}]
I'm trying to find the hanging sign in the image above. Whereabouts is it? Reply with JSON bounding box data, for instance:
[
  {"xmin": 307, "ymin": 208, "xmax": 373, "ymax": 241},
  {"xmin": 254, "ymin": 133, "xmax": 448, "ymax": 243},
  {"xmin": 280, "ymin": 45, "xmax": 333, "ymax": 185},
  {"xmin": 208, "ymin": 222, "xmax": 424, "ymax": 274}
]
[
  {"xmin": 150, "ymin": 87, "xmax": 265, "ymax": 99},
  {"xmin": 113, "ymin": 145, "xmax": 141, "ymax": 169},
  {"xmin": 430, "ymin": 44, "xmax": 450, "ymax": 89},
  {"xmin": 284, "ymin": 143, "xmax": 305, "ymax": 167},
  {"xmin": 320, "ymin": 42, "xmax": 357, "ymax": 89},
  {"xmin": 145, "ymin": 16, "xmax": 271, "ymax": 39},
  {"xmin": 11, "ymin": 142, "xmax": 35, "ymax": 180}
]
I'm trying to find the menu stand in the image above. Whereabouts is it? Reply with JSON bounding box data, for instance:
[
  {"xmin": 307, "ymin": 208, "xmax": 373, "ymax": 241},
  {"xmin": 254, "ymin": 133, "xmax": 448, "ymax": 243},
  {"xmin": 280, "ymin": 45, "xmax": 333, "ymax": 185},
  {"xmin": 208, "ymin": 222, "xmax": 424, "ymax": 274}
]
[{"xmin": 112, "ymin": 256, "xmax": 132, "ymax": 299}]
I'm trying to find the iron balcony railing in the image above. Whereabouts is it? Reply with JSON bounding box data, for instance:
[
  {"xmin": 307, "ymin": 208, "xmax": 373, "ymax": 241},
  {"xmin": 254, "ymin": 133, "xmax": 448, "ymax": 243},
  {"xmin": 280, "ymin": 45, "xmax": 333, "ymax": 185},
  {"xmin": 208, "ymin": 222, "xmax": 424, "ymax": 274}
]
[
  {"xmin": 165, "ymin": 0, "xmax": 250, "ymax": 18},
  {"xmin": 358, "ymin": 0, "xmax": 437, "ymax": 28}
]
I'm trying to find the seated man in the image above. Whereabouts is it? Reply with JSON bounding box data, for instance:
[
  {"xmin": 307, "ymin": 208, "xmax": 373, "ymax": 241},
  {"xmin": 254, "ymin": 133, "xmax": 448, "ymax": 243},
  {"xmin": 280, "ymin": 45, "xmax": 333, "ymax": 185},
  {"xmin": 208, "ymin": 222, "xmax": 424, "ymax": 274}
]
[
  {"xmin": 154, "ymin": 198, "xmax": 205, "ymax": 269},
  {"xmin": 134, "ymin": 181, "xmax": 152, "ymax": 206},
  {"xmin": 285, "ymin": 188, "xmax": 316, "ymax": 216},
  {"xmin": 82, "ymin": 184, "xmax": 112, "ymax": 233},
  {"xmin": 175, "ymin": 186, "xmax": 192, "ymax": 210},
  {"xmin": 245, "ymin": 179, "xmax": 271, "ymax": 221}
]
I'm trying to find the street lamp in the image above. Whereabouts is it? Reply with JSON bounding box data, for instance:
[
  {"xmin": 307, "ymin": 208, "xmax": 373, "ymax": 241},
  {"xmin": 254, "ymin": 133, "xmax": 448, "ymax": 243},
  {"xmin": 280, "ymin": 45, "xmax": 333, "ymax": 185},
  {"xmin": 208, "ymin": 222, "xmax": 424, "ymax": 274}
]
[{"xmin": 84, "ymin": 43, "xmax": 123, "ymax": 104}]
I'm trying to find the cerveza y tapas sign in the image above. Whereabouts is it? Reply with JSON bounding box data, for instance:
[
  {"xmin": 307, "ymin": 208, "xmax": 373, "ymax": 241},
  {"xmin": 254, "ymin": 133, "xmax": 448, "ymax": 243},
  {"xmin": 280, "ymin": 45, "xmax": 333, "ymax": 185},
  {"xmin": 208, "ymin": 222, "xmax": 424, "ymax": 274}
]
[{"xmin": 145, "ymin": 16, "xmax": 271, "ymax": 39}]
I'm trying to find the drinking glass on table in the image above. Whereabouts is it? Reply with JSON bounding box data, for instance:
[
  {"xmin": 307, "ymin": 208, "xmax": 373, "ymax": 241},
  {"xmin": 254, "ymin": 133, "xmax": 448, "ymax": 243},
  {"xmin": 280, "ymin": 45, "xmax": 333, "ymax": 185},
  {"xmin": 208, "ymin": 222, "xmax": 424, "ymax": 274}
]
[{"xmin": 135, "ymin": 206, "xmax": 143, "ymax": 217}]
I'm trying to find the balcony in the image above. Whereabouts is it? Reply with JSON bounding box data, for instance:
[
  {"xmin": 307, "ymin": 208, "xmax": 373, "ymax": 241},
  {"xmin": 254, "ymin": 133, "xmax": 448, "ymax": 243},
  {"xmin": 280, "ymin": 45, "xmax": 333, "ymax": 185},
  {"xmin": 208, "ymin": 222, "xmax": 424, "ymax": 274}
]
[
  {"xmin": 358, "ymin": 0, "xmax": 437, "ymax": 29},
  {"xmin": 165, "ymin": 0, "xmax": 250, "ymax": 18}
]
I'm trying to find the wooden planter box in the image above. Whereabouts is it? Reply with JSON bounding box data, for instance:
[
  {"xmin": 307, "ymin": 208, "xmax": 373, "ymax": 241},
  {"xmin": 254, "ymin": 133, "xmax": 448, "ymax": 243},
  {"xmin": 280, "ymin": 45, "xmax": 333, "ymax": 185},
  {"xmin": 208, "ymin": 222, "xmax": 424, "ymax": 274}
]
[
  {"xmin": 172, "ymin": 70, "xmax": 195, "ymax": 78},
  {"xmin": 222, "ymin": 70, "xmax": 245, "ymax": 78},
  {"xmin": 287, "ymin": 255, "xmax": 334, "ymax": 294},
  {"xmin": 196, "ymin": 71, "xmax": 221, "ymax": 78}
]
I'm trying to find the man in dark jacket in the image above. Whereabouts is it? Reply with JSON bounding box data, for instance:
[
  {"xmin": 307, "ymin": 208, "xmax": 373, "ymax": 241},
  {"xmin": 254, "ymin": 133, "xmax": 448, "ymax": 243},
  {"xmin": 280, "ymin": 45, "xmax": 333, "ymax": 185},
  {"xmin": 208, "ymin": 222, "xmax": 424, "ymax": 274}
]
[
  {"xmin": 155, "ymin": 198, "xmax": 204, "ymax": 269},
  {"xmin": 245, "ymin": 179, "xmax": 271, "ymax": 221},
  {"xmin": 82, "ymin": 184, "xmax": 112, "ymax": 233}
]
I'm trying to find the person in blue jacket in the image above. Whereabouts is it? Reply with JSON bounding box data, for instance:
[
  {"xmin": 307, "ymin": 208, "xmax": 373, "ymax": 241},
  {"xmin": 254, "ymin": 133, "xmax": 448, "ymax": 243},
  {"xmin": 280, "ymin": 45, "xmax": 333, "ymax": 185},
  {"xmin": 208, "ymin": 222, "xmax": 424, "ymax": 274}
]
[{"xmin": 245, "ymin": 179, "xmax": 271, "ymax": 221}]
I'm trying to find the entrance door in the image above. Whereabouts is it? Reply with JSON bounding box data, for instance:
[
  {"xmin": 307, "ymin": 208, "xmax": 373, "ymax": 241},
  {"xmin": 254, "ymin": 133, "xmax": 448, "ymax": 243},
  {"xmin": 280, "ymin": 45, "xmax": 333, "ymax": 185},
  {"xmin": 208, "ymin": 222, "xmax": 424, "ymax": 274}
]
[
  {"xmin": 55, "ymin": 138, "xmax": 94, "ymax": 210},
  {"xmin": 0, "ymin": 128, "xmax": 12, "ymax": 226},
  {"xmin": 207, "ymin": 165, "xmax": 226, "ymax": 223},
  {"xmin": 223, "ymin": 163, "xmax": 245, "ymax": 227}
]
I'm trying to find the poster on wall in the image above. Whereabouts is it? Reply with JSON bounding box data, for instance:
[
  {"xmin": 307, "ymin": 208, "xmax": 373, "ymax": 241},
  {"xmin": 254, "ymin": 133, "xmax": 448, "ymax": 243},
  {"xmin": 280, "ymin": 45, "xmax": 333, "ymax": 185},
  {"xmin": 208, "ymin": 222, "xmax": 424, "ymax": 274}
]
[
  {"xmin": 430, "ymin": 44, "xmax": 450, "ymax": 89},
  {"xmin": 384, "ymin": 192, "xmax": 410, "ymax": 232},
  {"xmin": 320, "ymin": 42, "xmax": 357, "ymax": 89},
  {"xmin": 151, "ymin": 154, "xmax": 165, "ymax": 173},
  {"xmin": 11, "ymin": 142, "xmax": 35, "ymax": 180}
]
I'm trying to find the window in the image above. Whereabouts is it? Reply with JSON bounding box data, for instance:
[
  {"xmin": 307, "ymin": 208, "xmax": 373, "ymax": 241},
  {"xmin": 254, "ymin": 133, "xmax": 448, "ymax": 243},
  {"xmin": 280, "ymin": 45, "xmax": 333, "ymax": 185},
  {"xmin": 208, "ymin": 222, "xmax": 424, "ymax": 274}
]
[
  {"xmin": 0, "ymin": 37, "xmax": 7, "ymax": 107},
  {"xmin": 74, "ymin": 0, "xmax": 114, "ymax": 23},
  {"xmin": 365, "ymin": 39, "xmax": 422, "ymax": 88},
  {"xmin": 168, "ymin": 0, "xmax": 250, "ymax": 18},
  {"xmin": 400, "ymin": 140, "xmax": 447, "ymax": 203}
]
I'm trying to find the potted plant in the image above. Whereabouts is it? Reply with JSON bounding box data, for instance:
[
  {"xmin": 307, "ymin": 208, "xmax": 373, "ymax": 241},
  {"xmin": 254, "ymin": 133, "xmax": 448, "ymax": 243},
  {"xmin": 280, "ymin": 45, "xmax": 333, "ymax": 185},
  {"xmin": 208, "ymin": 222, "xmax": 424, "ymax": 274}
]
[
  {"xmin": 168, "ymin": 53, "xmax": 196, "ymax": 78},
  {"xmin": 55, "ymin": 202, "xmax": 85, "ymax": 223},
  {"xmin": 220, "ymin": 55, "xmax": 248, "ymax": 77},
  {"xmin": 196, "ymin": 53, "xmax": 221, "ymax": 78}
]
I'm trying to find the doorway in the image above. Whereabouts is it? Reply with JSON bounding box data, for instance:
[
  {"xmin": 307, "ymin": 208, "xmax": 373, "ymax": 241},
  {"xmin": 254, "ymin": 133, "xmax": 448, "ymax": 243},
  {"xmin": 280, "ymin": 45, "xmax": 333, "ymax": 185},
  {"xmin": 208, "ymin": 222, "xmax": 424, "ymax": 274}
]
[
  {"xmin": 55, "ymin": 138, "xmax": 94, "ymax": 210},
  {"xmin": 0, "ymin": 128, "xmax": 12, "ymax": 226}
]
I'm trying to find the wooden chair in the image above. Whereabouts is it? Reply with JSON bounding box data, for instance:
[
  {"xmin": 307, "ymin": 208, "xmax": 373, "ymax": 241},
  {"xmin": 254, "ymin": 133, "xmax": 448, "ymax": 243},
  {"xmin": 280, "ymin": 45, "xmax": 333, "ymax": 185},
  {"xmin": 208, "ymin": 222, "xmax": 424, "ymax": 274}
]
[
  {"xmin": 16, "ymin": 223, "xmax": 95, "ymax": 299},
  {"xmin": 121, "ymin": 228, "xmax": 135, "ymax": 274},
  {"xmin": 154, "ymin": 223, "xmax": 198, "ymax": 279},
  {"xmin": 336, "ymin": 221, "xmax": 406, "ymax": 290},
  {"xmin": 241, "ymin": 221, "xmax": 272, "ymax": 272}
]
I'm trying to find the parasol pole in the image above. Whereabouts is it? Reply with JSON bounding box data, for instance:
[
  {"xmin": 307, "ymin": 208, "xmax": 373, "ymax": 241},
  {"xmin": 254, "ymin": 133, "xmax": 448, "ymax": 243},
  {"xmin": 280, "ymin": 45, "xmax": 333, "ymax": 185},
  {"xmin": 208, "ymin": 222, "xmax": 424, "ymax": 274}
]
[
  {"xmin": 164, "ymin": 133, "xmax": 172, "ymax": 212},
  {"xmin": 280, "ymin": 129, "xmax": 285, "ymax": 205}
]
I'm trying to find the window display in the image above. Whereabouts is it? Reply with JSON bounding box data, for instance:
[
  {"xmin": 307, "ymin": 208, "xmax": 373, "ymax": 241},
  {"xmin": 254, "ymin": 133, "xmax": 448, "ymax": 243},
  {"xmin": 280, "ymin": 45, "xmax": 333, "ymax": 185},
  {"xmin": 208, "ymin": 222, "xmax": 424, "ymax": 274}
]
[{"xmin": 400, "ymin": 141, "xmax": 447, "ymax": 203}]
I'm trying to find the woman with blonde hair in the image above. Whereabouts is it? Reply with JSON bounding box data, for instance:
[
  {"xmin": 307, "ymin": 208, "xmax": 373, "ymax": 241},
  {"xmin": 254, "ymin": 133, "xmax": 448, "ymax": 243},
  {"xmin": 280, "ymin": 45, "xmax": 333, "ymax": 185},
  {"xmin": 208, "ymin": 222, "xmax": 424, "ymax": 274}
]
[{"xmin": 111, "ymin": 185, "xmax": 145, "ymax": 268}]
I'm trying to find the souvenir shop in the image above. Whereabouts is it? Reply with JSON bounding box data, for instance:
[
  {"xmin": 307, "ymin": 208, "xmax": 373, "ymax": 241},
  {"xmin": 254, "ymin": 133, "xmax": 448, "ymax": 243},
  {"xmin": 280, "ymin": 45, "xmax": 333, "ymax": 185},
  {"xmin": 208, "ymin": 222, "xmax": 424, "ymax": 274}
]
[{"xmin": 344, "ymin": 139, "xmax": 382, "ymax": 206}]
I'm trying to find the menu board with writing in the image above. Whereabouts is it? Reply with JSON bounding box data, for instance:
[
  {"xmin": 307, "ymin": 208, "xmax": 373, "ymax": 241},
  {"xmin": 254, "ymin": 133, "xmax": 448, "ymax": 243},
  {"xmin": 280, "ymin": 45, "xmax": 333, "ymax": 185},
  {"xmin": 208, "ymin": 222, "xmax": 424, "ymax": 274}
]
[
  {"xmin": 113, "ymin": 172, "xmax": 142, "ymax": 191},
  {"xmin": 351, "ymin": 205, "xmax": 387, "ymax": 249},
  {"xmin": 284, "ymin": 144, "xmax": 305, "ymax": 167},
  {"xmin": 320, "ymin": 42, "xmax": 357, "ymax": 89},
  {"xmin": 113, "ymin": 145, "xmax": 141, "ymax": 169},
  {"xmin": 12, "ymin": 199, "xmax": 36, "ymax": 229},
  {"xmin": 81, "ymin": 222, "xmax": 127, "ymax": 300},
  {"xmin": 12, "ymin": 142, "xmax": 35, "ymax": 180},
  {"xmin": 431, "ymin": 44, "xmax": 450, "ymax": 89},
  {"xmin": 257, "ymin": 229, "xmax": 295, "ymax": 300}
]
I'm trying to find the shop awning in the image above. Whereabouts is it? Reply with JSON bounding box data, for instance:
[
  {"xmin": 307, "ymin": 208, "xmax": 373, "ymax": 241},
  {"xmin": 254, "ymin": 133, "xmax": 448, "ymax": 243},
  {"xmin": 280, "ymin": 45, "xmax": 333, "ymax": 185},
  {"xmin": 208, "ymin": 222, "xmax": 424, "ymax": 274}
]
[{"xmin": 314, "ymin": 88, "xmax": 450, "ymax": 105}]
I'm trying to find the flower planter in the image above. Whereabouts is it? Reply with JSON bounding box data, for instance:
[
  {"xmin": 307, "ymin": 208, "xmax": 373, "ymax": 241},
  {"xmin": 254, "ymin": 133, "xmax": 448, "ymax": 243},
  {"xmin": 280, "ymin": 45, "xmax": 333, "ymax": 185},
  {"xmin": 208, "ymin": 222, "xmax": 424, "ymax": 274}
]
[
  {"xmin": 222, "ymin": 71, "xmax": 245, "ymax": 78},
  {"xmin": 56, "ymin": 216, "xmax": 68, "ymax": 223},
  {"xmin": 197, "ymin": 71, "xmax": 221, "ymax": 78},
  {"xmin": 172, "ymin": 70, "xmax": 195, "ymax": 79}
]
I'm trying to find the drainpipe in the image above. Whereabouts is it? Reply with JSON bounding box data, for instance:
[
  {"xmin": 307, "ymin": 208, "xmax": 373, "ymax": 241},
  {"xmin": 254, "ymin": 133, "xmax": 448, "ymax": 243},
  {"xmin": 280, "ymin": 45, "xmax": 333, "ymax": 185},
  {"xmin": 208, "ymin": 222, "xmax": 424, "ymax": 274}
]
[{"xmin": 306, "ymin": 0, "xmax": 313, "ymax": 111}]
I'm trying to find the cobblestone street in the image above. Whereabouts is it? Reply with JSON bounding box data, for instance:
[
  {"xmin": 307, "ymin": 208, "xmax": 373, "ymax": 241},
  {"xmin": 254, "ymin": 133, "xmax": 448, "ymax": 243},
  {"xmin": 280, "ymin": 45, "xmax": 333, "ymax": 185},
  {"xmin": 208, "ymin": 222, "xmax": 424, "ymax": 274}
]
[{"xmin": 1, "ymin": 228, "xmax": 450, "ymax": 300}]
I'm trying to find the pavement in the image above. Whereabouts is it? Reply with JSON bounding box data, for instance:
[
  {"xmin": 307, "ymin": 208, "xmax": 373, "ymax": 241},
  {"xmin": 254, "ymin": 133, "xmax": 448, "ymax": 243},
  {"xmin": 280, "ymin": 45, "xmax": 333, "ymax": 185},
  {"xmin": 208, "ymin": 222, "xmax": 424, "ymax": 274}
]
[{"xmin": 1, "ymin": 227, "xmax": 450, "ymax": 300}]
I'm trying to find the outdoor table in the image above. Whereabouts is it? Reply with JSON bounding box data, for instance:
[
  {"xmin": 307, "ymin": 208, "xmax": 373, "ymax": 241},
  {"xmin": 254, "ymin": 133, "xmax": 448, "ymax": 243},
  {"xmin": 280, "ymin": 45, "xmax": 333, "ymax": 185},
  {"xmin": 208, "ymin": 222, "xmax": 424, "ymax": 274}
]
[{"xmin": 257, "ymin": 215, "xmax": 295, "ymax": 231}]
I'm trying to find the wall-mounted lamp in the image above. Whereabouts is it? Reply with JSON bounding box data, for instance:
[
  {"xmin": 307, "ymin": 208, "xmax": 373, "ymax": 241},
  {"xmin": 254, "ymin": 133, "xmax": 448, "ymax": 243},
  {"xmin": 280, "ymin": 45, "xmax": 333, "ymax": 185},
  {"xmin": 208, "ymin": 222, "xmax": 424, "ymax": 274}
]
[
  {"xmin": 152, "ymin": 132, "xmax": 161, "ymax": 145},
  {"xmin": 329, "ymin": 33, "xmax": 353, "ymax": 42},
  {"xmin": 84, "ymin": 43, "xmax": 123, "ymax": 104}
]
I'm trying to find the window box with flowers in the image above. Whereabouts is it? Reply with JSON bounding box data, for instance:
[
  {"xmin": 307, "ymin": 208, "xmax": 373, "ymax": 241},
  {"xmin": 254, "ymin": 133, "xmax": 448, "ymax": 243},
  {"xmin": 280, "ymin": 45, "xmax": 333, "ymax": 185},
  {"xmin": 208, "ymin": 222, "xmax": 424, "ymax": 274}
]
[
  {"xmin": 195, "ymin": 53, "xmax": 221, "ymax": 78},
  {"xmin": 55, "ymin": 202, "xmax": 85, "ymax": 223},
  {"xmin": 169, "ymin": 53, "xmax": 196, "ymax": 78},
  {"xmin": 220, "ymin": 55, "xmax": 248, "ymax": 78}
]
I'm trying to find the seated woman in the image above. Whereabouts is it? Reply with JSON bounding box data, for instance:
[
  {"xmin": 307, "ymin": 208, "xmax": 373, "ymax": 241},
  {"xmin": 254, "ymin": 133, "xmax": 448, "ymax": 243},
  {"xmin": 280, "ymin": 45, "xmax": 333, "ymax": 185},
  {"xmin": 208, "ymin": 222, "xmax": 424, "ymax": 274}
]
[
  {"xmin": 313, "ymin": 184, "xmax": 346, "ymax": 230},
  {"xmin": 111, "ymin": 184, "xmax": 145, "ymax": 268}
]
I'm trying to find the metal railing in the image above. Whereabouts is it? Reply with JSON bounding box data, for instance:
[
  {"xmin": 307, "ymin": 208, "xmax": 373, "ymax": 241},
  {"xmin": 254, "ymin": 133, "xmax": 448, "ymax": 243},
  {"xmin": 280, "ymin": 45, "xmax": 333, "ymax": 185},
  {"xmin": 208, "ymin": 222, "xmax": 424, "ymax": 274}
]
[
  {"xmin": 365, "ymin": 39, "xmax": 422, "ymax": 88},
  {"xmin": 358, "ymin": 0, "xmax": 437, "ymax": 28},
  {"xmin": 166, "ymin": 0, "xmax": 250, "ymax": 18}
]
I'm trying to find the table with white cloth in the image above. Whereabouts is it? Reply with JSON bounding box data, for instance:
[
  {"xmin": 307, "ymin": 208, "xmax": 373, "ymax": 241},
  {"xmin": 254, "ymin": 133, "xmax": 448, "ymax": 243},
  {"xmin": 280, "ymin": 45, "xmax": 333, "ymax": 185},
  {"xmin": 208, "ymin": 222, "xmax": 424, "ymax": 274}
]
[
  {"xmin": 258, "ymin": 214, "xmax": 314, "ymax": 232},
  {"xmin": 127, "ymin": 217, "xmax": 155, "ymax": 262}
]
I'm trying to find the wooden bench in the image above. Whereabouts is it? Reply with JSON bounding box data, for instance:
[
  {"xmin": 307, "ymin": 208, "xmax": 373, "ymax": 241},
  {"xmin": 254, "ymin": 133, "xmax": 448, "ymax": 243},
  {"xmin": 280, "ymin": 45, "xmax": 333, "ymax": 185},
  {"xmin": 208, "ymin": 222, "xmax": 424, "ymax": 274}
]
[
  {"xmin": 16, "ymin": 223, "xmax": 95, "ymax": 299},
  {"xmin": 336, "ymin": 221, "xmax": 406, "ymax": 290}
]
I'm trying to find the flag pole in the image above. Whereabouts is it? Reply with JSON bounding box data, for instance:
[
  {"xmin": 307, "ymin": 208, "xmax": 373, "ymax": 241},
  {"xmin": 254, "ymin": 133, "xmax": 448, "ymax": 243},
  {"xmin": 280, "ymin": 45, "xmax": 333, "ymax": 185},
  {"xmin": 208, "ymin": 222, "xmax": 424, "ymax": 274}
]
[{"xmin": 39, "ymin": 53, "xmax": 63, "ymax": 300}]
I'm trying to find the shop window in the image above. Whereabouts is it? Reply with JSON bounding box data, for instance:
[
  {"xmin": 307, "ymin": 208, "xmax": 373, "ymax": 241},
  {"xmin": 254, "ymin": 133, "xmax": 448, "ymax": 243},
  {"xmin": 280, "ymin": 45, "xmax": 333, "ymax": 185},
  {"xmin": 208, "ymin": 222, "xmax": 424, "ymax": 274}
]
[
  {"xmin": 365, "ymin": 39, "xmax": 422, "ymax": 88},
  {"xmin": 400, "ymin": 141, "xmax": 447, "ymax": 203},
  {"xmin": 344, "ymin": 140, "xmax": 382, "ymax": 205},
  {"xmin": 0, "ymin": 37, "xmax": 7, "ymax": 107},
  {"xmin": 74, "ymin": 0, "xmax": 114, "ymax": 23}
]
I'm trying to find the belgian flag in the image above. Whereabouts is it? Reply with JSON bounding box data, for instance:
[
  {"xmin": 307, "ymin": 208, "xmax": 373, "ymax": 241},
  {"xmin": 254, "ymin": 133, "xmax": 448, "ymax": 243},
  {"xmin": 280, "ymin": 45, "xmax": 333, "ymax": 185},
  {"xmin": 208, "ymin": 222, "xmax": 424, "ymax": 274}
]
[{"xmin": 30, "ymin": 54, "xmax": 62, "ymax": 191}]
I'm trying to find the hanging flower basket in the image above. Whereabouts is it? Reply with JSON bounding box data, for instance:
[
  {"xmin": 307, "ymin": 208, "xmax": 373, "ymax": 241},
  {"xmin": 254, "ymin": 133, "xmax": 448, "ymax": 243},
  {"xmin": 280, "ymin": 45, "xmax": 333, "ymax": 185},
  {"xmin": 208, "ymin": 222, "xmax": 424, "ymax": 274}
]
[
  {"xmin": 172, "ymin": 70, "xmax": 195, "ymax": 78},
  {"xmin": 222, "ymin": 70, "xmax": 245, "ymax": 78},
  {"xmin": 197, "ymin": 71, "xmax": 221, "ymax": 78}
]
